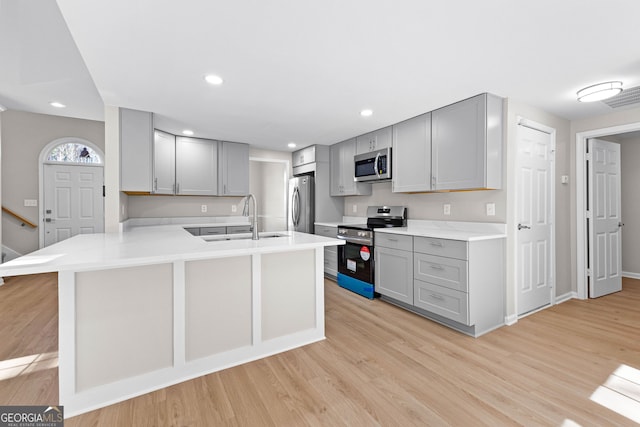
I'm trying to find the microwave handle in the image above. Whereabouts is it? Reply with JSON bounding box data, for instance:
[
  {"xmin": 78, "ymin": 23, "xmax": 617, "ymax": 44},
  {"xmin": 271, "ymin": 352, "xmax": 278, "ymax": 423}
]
[{"xmin": 374, "ymin": 153, "xmax": 381, "ymax": 179}]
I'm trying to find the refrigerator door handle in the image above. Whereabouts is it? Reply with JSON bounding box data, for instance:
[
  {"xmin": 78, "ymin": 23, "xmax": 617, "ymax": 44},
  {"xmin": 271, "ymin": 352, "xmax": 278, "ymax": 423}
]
[{"xmin": 292, "ymin": 187, "xmax": 300, "ymax": 227}]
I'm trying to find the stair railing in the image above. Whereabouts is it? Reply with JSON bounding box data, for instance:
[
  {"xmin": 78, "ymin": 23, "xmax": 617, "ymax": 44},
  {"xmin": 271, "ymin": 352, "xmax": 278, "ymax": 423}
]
[{"xmin": 1, "ymin": 206, "xmax": 38, "ymax": 228}]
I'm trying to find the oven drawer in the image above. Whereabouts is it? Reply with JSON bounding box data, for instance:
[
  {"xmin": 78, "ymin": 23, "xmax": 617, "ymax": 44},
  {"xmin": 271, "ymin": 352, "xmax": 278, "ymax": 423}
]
[
  {"xmin": 414, "ymin": 280, "xmax": 469, "ymax": 325},
  {"xmin": 414, "ymin": 253, "xmax": 468, "ymax": 292},
  {"xmin": 414, "ymin": 236, "xmax": 467, "ymax": 260},
  {"xmin": 375, "ymin": 233, "xmax": 412, "ymax": 251}
]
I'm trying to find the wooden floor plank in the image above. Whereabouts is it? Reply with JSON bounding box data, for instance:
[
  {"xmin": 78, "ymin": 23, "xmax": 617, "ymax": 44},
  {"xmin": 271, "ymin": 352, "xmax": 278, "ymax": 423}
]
[{"xmin": 2, "ymin": 274, "xmax": 640, "ymax": 426}]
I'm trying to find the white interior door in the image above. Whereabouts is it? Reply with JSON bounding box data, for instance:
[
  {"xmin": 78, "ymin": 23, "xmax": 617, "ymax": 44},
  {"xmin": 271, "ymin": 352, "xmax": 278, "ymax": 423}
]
[
  {"xmin": 588, "ymin": 139, "xmax": 622, "ymax": 298},
  {"xmin": 516, "ymin": 123, "xmax": 554, "ymax": 315},
  {"xmin": 43, "ymin": 164, "xmax": 104, "ymax": 247}
]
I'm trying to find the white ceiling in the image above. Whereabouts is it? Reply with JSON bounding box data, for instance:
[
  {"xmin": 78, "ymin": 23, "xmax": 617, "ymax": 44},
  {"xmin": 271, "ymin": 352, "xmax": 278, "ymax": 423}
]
[{"xmin": 2, "ymin": 0, "xmax": 640, "ymax": 151}]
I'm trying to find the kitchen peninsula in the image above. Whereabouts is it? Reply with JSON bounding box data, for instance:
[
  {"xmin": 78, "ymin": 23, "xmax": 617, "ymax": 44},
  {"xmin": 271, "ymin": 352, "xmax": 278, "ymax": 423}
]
[{"xmin": 0, "ymin": 226, "xmax": 343, "ymax": 417}]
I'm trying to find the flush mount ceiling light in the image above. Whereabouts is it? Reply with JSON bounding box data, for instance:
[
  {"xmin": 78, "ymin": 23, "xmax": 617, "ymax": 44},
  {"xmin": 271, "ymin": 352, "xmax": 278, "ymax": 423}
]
[
  {"xmin": 577, "ymin": 81, "xmax": 623, "ymax": 102},
  {"xmin": 50, "ymin": 101, "xmax": 66, "ymax": 108},
  {"xmin": 287, "ymin": 142, "xmax": 296, "ymax": 148},
  {"xmin": 360, "ymin": 109, "xmax": 373, "ymax": 117},
  {"xmin": 204, "ymin": 74, "xmax": 224, "ymax": 85},
  {"xmin": 182, "ymin": 130, "xmax": 194, "ymax": 136}
]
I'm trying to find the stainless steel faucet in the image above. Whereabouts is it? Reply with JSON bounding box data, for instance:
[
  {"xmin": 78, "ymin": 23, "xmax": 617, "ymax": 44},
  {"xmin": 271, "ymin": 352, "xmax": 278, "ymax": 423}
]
[{"xmin": 243, "ymin": 194, "xmax": 259, "ymax": 240}]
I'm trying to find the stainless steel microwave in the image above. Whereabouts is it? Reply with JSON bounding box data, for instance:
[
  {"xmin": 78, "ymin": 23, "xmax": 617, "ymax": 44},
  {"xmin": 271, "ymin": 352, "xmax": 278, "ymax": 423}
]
[{"xmin": 354, "ymin": 147, "xmax": 391, "ymax": 182}]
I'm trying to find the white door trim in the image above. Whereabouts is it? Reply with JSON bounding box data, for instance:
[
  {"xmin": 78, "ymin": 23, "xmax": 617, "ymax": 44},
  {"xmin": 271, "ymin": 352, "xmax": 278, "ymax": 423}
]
[
  {"xmin": 575, "ymin": 122, "xmax": 640, "ymax": 299},
  {"xmin": 514, "ymin": 116, "xmax": 556, "ymax": 317},
  {"xmin": 38, "ymin": 138, "xmax": 105, "ymax": 249}
]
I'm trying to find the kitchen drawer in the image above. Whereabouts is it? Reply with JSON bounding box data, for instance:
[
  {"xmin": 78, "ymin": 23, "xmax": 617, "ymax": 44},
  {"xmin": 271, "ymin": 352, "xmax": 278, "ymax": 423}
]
[
  {"xmin": 414, "ymin": 253, "xmax": 468, "ymax": 292},
  {"xmin": 414, "ymin": 280, "xmax": 469, "ymax": 325},
  {"xmin": 315, "ymin": 226, "xmax": 337, "ymax": 238},
  {"xmin": 184, "ymin": 227, "xmax": 200, "ymax": 236},
  {"xmin": 227, "ymin": 225, "xmax": 252, "ymax": 234},
  {"xmin": 375, "ymin": 233, "xmax": 412, "ymax": 251},
  {"xmin": 414, "ymin": 236, "xmax": 467, "ymax": 260},
  {"xmin": 199, "ymin": 226, "xmax": 226, "ymax": 235}
]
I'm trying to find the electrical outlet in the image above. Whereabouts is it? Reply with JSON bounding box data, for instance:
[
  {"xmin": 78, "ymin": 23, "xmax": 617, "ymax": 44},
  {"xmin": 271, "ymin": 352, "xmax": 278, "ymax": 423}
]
[
  {"xmin": 201, "ymin": 204, "xmax": 207, "ymax": 213},
  {"xmin": 24, "ymin": 199, "xmax": 37, "ymax": 207},
  {"xmin": 231, "ymin": 205, "xmax": 237, "ymax": 213},
  {"xmin": 352, "ymin": 204, "xmax": 357, "ymax": 213},
  {"xmin": 443, "ymin": 203, "xmax": 451, "ymax": 215},
  {"xmin": 561, "ymin": 175, "xmax": 569, "ymax": 184},
  {"xmin": 486, "ymin": 203, "xmax": 496, "ymax": 216}
]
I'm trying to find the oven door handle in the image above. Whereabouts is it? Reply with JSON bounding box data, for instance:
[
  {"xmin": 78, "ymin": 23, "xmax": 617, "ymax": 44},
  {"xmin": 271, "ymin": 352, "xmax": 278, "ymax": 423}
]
[{"xmin": 336, "ymin": 235, "xmax": 373, "ymax": 246}]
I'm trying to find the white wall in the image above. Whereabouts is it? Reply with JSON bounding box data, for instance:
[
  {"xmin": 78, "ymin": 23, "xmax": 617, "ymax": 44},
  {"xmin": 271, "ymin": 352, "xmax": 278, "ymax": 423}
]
[{"xmin": 1, "ymin": 110, "xmax": 105, "ymax": 254}]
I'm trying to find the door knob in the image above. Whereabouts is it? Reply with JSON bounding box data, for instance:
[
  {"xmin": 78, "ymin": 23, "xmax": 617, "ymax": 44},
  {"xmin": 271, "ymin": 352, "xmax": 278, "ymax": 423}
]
[{"xmin": 517, "ymin": 224, "xmax": 531, "ymax": 230}]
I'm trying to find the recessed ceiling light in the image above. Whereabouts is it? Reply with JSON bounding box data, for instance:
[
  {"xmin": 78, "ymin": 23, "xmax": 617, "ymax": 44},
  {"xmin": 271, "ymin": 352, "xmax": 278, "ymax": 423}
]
[
  {"xmin": 182, "ymin": 130, "xmax": 194, "ymax": 136},
  {"xmin": 204, "ymin": 74, "xmax": 224, "ymax": 85},
  {"xmin": 288, "ymin": 142, "xmax": 296, "ymax": 148},
  {"xmin": 50, "ymin": 101, "xmax": 66, "ymax": 108},
  {"xmin": 577, "ymin": 81, "xmax": 623, "ymax": 102},
  {"xmin": 360, "ymin": 109, "xmax": 373, "ymax": 117}
]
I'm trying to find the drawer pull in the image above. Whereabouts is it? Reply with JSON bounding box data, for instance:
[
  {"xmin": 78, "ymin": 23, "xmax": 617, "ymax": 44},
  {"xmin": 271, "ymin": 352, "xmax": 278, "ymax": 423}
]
[
  {"xmin": 430, "ymin": 264, "xmax": 444, "ymax": 270},
  {"xmin": 430, "ymin": 293, "xmax": 445, "ymax": 300},
  {"xmin": 387, "ymin": 238, "xmax": 398, "ymax": 242},
  {"xmin": 430, "ymin": 241, "xmax": 444, "ymax": 247}
]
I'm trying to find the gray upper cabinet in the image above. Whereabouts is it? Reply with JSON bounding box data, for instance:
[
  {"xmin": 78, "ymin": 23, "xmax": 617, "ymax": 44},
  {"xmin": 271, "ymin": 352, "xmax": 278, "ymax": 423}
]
[
  {"xmin": 218, "ymin": 141, "xmax": 250, "ymax": 196},
  {"xmin": 431, "ymin": 93, "xmax": 503, "ymax": 190},
  {"xmin": 356, "ymin": 126, "xmax": 392, "ymax": 154},
  {"xmin": 120, "ymin": 108, "xmax": 153, "ymax": 192},
  {"xmin": 152, "ymin": 130, "xmax": 176, "ymax": 194},
  {"xmin": 330, "ymin": 139, "xmax": 372, "ymax": 196},
  {"xmin": 292, "ymin": 145, "xmax": 317, "ymax": 168},
  {"xmin": 175, "ymin": 137, "xmax": 218, "ymax": 196},
  {"xmin": 392, "ymin": 113, "xmax": 432, "ymax": 193}
]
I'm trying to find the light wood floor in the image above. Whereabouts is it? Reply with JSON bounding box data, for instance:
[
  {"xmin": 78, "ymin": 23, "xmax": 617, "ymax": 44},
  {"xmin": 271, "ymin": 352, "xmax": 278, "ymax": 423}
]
[{"xmin": 1, "ymin": 274, "xmax": 639, "ymax": 426}]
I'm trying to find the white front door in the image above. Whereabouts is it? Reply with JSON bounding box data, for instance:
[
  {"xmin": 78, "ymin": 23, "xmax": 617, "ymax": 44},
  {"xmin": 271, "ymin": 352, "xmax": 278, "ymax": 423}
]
[
  {"xmin": 516, "ymin": 123, "xmax": 554, "ymax": 315},
  {"xmin": 588, "ymin": 139, "xmax": 622, "ymax": 298},
  {"xmin": 43, "ymin": 164, "xmax": 104, "ymax": 247}
]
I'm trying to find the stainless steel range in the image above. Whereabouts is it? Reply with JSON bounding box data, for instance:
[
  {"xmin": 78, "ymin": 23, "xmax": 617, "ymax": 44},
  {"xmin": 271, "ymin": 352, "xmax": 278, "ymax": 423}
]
[{"xmin": 336, "ymin": 206, "xmax": 407, "ymax": 298}]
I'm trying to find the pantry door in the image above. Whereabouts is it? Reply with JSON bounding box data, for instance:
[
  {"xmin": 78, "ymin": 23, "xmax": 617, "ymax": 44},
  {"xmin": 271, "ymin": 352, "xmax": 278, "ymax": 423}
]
[
  {"xmin": 43, "ymin": 164, "xmax": 104, "ymax": 247},
  {"xmin": 516, "ymin": 120, "xmax": 555, "ymax": 316}
]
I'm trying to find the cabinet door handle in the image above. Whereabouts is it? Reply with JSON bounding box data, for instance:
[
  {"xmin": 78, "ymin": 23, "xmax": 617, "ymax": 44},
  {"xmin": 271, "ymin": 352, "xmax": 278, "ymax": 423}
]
[
  {"xmin": 430, "ymin": 293, "xmax": 445, "ymax": 300},
  {"xmin": 176, "ymin": 182, "xmax": 180, "ymax": 194},
  {"xmin": 430, "ymin": 264, "xmax": 444, "ymax": 270},
  {"xmin": 430, "ymin": 241, "xmax": 444, "ymax": 247},
  {"xmin": 154, "ymin": 177, "xmax": 158, "ymax": 191}
]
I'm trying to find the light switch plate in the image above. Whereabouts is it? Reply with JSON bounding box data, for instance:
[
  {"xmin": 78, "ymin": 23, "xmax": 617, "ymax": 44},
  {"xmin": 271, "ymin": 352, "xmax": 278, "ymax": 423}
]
[
  {"xmin": 24, "ymin": 199, "xmax": 37, "ymax": 207},
  {"xmin": 352, "ymin": 204, "xmax": 357, "ymax": 213},
  {"xmin": 486, "ymin": 203, "xmax": 496, "ymax": 216},
  {"xmin": 231, "ymin": 205, "xmax": 237, "ymax": 213},
  {"xmin": 443, "ymin": 203, "xmax": 451, "ymax": 215}
]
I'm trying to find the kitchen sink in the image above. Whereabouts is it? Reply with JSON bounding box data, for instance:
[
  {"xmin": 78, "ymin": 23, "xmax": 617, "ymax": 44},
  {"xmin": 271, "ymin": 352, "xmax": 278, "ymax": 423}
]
[{"xmin": 200, "ymin": 232, "xmax": 289, "ymax": 242}]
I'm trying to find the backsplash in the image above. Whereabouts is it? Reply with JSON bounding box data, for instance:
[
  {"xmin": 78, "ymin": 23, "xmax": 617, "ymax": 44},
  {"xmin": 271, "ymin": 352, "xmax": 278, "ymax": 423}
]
[
  {"xmin": 126, "ymin": 195, "xmax": 247, "ymax": 218},
  {"xmin": 343, "ymin": 181, "xmax": 506, "ymax": 223}
]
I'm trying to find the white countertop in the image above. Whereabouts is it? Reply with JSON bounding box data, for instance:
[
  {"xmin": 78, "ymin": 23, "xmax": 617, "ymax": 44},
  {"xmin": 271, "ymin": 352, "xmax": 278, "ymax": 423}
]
[
  {"xmin": 375, "ymin": 220, "xmax": 506, "ymax": 241},
  {"xmin": 315, "ymin": 216, "xmax": 365, "ymax": 228},
  {"xmin": 0, "ymin": 226, "xmax": 344, "ymax": 277}
]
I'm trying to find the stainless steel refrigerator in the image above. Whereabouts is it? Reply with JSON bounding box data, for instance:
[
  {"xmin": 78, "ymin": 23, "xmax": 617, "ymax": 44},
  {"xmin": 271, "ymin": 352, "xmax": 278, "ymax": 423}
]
[{"xmin": 288, "ymin": 176, "xmax": 315, "ymax": 233}]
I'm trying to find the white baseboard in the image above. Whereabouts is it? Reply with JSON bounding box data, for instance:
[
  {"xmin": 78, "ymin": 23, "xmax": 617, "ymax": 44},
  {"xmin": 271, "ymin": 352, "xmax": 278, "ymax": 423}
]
[
  {"xmin": 623, "ymin": 271, "xmax": 640, "ymax": 280},
  {"xmin": 555, "ymin": 291, "xmax": 577, "ymax": 304},
  {"xmin": 504, "ymin": 314, "xmax": 518, "ymax": 325},
  {"xmin": 2, "ymin": 245, "xmax": 22, "ymax": 263}
]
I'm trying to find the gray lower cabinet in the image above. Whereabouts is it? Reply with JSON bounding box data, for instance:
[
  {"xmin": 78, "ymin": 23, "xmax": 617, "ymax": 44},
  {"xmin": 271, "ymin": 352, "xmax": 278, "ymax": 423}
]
[
  {"xmin": 184, "ymin": 225, "xmax": 251, "ymax": 236},
  {"xmin": 315, "ymin": 225, "xmax": 338, "ymax": 278},
  {"xmin": 375, "ymin": 233, "xmax": 413, "ymax": 304},
  {"xmin": 226, "ymin": 225, "xmax": 252, "ymax": 234},
  {"xmin": 376, "ymin": 232, "xmax": 504, "ymax": 337}
]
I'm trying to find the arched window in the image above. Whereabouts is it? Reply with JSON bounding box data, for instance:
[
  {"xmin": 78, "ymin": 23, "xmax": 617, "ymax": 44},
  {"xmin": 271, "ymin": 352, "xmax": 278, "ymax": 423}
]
[{"xmin": 46, "ymin": 141, "xmax": 103, "ymax": 164}]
